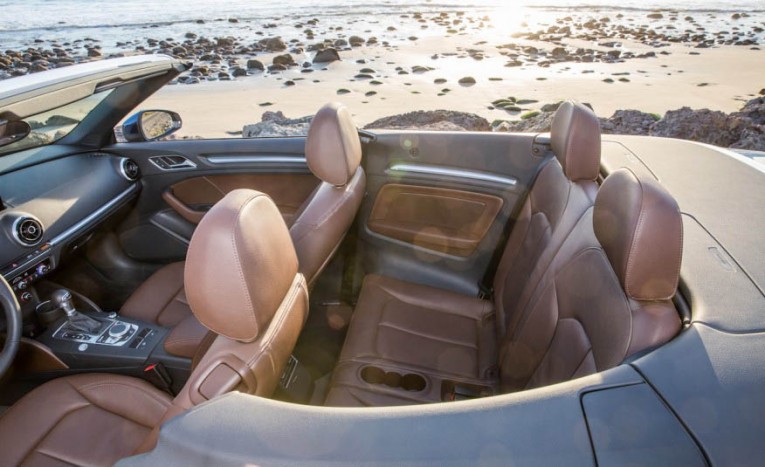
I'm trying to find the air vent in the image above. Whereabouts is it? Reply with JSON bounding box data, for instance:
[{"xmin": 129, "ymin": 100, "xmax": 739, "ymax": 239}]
[
  {"xmin": 120, "ymin": 158, "xmax": 141, "ymax": 181},
  {"xmin": 13, "ymin": 217, "xmax": 44, "ymax": 246}
]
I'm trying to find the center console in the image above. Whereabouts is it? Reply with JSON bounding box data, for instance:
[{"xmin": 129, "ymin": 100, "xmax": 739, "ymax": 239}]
[{"xmin": 21, "ymin": 287, "xmax": 191, "ymax": 394}]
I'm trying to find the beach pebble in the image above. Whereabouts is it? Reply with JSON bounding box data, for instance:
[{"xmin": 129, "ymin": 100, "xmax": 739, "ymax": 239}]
[
  {"xmin": 458, "ymin": 76, "xmax": 476, "ymax": 85},
  {"xmin": 247, "ymin": 59, "xmax": 265, "ymax": 70},
  {"xmin": 272, "ymin": 54, "xmax": 295, "ymax": 66},
  {"xmin": 263, "ymin": 37, "xmax": 287, "ymax": 51},
  {"xmin": 313, "ymin": 47, "xmax": 341, "ymax": 63},
  {"xmin": 349, "ymin": 36, "xmax": 365, "ymax": 46},
  {"xmin": 337, "ymin": 88, "xmax": 351, "ymax": 95}
]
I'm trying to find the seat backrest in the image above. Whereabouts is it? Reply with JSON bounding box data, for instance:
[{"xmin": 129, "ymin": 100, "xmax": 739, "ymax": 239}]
[
  {"xmin": 498, "ymin": 168, "xmax": 683, "ymax": 392},
  {"xmin": 291, "ymin": 102, "xmax": 366, "ymax": 287},
  {"xmin": 137, "ymin": 188, "xmax": 309, "ymax": 452},
  {"xmin": 493, "ymin": 101, "xmax": 601, "ymax": 336}
]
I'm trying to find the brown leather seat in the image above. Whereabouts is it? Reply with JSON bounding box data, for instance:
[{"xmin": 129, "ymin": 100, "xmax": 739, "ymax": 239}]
[
  {"xmin": 325, "ymin": 101, "xmax": 601, "ymax": 405},
  {"xmin": 0, "ymin": 189, "xmax": 308, "ymax": 466},
  {"xmin": 120, "ymin": 102, "xmax": 365, "ymax": 357},
  {"xmin": 325, "ymin": 105, "xmax": 683, "ymax": 406}
]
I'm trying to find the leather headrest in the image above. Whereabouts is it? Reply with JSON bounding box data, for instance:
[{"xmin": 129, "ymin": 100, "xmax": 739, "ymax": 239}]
[
  {"xmin": 305, "ymin": 102, "xmax": 362, "ymax": 186},
  {"xmin": 594, "ymin": 169, "xmax": 683, "ymax": 301},
  {"xmin": 184, "ymin": 189, "xmax": 299, "ymax": 342},
  {"xmin": 551, "ymin": 101, "xmax": 601, "ymax": 181}
]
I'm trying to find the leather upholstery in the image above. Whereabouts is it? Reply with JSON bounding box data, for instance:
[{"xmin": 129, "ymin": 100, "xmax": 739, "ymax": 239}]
[
  {"xmin": 0, "ymin": 373, "xmax": 171, "ymax": 466},
  {"xmin": 0, "ymin": 190, "xmax": 308, "ymax": 464},
  {"xmin": 594, "ymin": 169, "xmax": 683, "ymax": 301},
  {"xmin": 492, "ymin": 157, "xmax": 597, "ymax": 334},
  {"xmin": 305, "ymin": 102, "xmax": 362, "ymax": 186},
  {"xmin": 550, "ymin": 101, "xmax": 601, "ymax": 181},
  {"xmin": 184, "ymin": 189, "xmax": 298, "ymax": 342},
  {"xmin": 120, "ymin": 261, "xmax": 190, "ymax": 327},
  {"xmin": 291, "ymin": 167, "xmax": 366, "ymax": 287},
  {"xmin": 121, "ymin": 102, "xmax": 366, "ymax": 352},
  {"xmin": 326, "ymin": 101, "xmax": 602, "ymax": 407},
  {"xmin": 163, "ymin": 313, "xmax": 211, "ymax": 358},
  {"xmin": 325, "ymin": 106, "xmax": 682, "ymax": 407}
]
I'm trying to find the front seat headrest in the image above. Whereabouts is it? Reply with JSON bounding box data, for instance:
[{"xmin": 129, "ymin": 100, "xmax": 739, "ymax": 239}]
[
  {"xmin": 594, "ymin": 168, "xmax": 683, "ymax": 301},
  {"xmin": 184, "ymin": 189, "xmax": 299, "ymax": 342},
  {"xmin": 551, "ymin": 101, "xmax": 601, "ymax": 182},
  {"xmin": 305, "ymin": 102, "xmax": 362, "ymax": 186}
]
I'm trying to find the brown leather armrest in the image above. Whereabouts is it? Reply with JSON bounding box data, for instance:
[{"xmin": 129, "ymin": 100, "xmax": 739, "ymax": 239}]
[{"xmin": 163, "ymin": 315, "xmax": 209, "ymax": 359}]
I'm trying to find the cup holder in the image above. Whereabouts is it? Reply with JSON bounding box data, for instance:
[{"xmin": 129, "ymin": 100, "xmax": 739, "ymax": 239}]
[{"xmin": 361, "ymin": 366, "xmax": 426, "ymax": 392}]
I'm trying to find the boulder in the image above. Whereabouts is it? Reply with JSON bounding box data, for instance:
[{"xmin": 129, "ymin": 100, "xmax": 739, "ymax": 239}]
[
  {"xmin": 364, "ymin": 110, "xmax": 491, "ymax": 131},
  {"xmin": 649, "ymin": 107, "xmax": 744, "ymax": 147},
  {"xmin": 242, "ymin": 111, "xmax": 312, "ymax": 138},
  {"xmin": 600, "ymin": 110, "xmax": 658, "ymax": 135}
]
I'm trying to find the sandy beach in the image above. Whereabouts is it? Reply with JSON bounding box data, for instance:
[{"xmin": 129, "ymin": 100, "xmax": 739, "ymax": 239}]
[
  {"xmin": 141, "ymin": 37, "xmax": 765, "ymax": 138},
  {"xmin": 1, "ymin": 1, "xmax": 764, "ymax": 140}
]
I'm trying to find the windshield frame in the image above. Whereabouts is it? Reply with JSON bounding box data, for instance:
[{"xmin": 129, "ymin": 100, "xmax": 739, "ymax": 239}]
[{"xmin": 0, "ymin": 89, "xmax": 114, "ymax": 157}]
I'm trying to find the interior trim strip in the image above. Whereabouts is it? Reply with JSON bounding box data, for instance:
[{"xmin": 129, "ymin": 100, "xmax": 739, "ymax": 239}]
[
  {"xmin": 387, "ymin": 164, "xmax": 517, "ymax": 186},
  {"xmin": 50, "ymin": 184, "xmax": 139, "ymax": 247},
  {"xmin": 205, "ymin": 156, "xmax": 307, "ymax": 165}
]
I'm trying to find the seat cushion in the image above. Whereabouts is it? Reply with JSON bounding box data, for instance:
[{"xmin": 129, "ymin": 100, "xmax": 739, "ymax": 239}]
[
  {"xmin": 325, "ymin": 274, "xmax": 497, "ymax": 407},
  {"xmin": 0, "ymin": 373, "xmax": 172, "ymax": 466},
  {"xmin": 120, "ymin": 261, "xmax": 192, "ymax": 328}
]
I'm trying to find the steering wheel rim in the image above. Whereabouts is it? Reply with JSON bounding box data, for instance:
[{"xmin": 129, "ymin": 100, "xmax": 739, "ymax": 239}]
[{"xmin": 0, "ymin": 275, "xmax": 21, "ymax": 378}]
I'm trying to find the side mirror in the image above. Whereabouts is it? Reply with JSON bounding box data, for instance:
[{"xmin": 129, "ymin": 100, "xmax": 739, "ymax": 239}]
[
  {"xmin": 120, "ymin": 110, "xmax": 182, "ymax": 142},
  {"xmin": 0, "ymin": 119, "xmax": 31, "ymax": 148}
]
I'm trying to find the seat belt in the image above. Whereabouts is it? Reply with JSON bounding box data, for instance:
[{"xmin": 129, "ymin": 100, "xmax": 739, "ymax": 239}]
[{"xmin": 478, "ymin": 153, "xmax": 553, "ymax": 299}]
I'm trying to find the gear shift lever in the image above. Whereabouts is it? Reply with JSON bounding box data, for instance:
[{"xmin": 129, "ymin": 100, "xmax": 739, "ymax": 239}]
[{"xmin": 51, "ymin": 289, "xmax": 102, "ymax": 334}]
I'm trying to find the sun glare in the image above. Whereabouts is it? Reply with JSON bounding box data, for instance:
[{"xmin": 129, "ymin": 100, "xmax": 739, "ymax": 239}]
[{"xmin": 486, "ymin": 3, "xmax": 533, "ymax": 38}]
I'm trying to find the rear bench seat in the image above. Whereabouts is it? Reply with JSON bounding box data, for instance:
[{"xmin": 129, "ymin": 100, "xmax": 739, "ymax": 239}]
[{"xmin": 324, "ymin": 103, "xmax": 683, "ymax": 407}]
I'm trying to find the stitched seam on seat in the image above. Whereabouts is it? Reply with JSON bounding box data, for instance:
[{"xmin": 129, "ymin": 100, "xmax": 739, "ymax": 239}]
[
  {"xmin": 379, "ymin": 282, "xmax": 488, "ymax": 320},
  {"xmin": 30, "ymin": 449, "xmax": 79, "ymax": 466},
  {"xmin": 229, "ymin": 194, "xmax": 264, "ymax": 341},
  {"xmin": 246, "ymin": 275, "xmax": 304, "ymax": 368},
  {"xmin": 624, "ymin": 174, "xmax": 646, "ymax": 299},
  {"xmin": 16, "ymin": 403, "xmax": 89, "ymax": 466},
  {"xmin": 292, "ymin": 174, "xmax": 358, "ymax": 240},
  {"xmin": 76, "ymin": 382, "xmax": 171, "ymax": 415},
  {"xmin": 154, "ymin": 281, "xmax": 186, "ymax": 325},
  {"xmin": 377, "ymin": 321, "xmax": 478, "ymax": 350},
  {"xmin": 23, "ymin": 405, "xmax": 92, "ymax": 467},
  {"xmin": 569, "ymin": 347, "xmax": 594, "ymax": 378}
]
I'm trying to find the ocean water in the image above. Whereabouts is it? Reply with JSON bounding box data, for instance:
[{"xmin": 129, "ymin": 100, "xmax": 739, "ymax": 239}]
[{"xmin": 1, "ymin": 0, "xmax": 763, "ymax": 52}]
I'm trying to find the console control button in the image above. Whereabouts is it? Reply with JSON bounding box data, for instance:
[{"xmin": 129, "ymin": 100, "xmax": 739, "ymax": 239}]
[{"xmin": 108, "ymin": 323, "xmax": 129, "ymax": 339}]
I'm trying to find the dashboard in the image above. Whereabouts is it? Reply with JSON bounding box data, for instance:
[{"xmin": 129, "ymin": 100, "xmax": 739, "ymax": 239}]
[{"xmin": 0, "ymin": 151, "xmax": 141, "ymax": 305}]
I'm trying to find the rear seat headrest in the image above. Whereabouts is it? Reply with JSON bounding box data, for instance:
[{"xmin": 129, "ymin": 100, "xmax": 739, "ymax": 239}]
[
  {"xmin": 551, "ymin": 101, "xmax": 601, "ymax": 181},
  {"xmin": 594, "ymin": 169, "xmax": 683, "ymax": 301},
  {"xmin": 185, "ymin": 189, "xmax": 299, "ymax": 342},
  {"xmin": 305, "ymin": 102, "xmax": 362, "ymax": 186}
]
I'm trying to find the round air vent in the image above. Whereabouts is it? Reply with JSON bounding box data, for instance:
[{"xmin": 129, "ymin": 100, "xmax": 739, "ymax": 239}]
[
  {"xmin": 13, "ymin": 217, "xmax": 44, "ymax": 246},
  {"xmin": 120, "ymin": 158, "xmax": 141, "ymax": 181}
]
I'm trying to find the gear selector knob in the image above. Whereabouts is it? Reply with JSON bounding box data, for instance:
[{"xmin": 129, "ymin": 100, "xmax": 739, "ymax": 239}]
[{"xmin": 51, "ymin": 289, "xmax": 76, "ymax": 317}]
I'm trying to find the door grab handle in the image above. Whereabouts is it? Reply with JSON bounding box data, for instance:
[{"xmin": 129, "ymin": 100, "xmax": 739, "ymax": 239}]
[{"xmin": 162, "ymin": 189, "xmax": 206, "ymax": 224}]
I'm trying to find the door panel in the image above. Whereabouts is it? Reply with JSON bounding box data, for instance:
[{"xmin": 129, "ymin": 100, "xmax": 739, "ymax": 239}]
[
  {"xmin": 168, "ymin": 174, "xmax": 319, "ymax": 225},
  {"xmin": 368, "ymin": 184, "xmax": 503, "ymax": 257},
  {"xmin": 357, "ymin": 131, "xmax": 549, "ymax": 296},
  {"xmin": 106, "ymin": 138, "xmax": 317, "ymax": 262}
]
